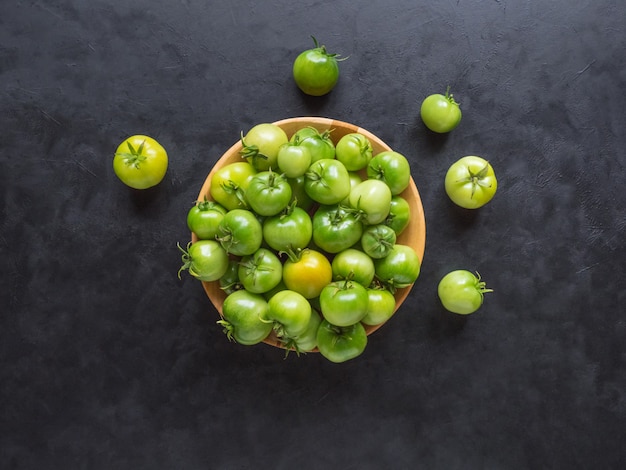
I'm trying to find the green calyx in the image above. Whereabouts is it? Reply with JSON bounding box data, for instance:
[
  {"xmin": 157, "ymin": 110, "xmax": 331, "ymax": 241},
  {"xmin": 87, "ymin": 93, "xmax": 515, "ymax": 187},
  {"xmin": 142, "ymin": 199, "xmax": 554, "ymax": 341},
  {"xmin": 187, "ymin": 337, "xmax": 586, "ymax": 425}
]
[{"xmin": 115, "ymin": 139, "xmax": 147, "ymax": 169}]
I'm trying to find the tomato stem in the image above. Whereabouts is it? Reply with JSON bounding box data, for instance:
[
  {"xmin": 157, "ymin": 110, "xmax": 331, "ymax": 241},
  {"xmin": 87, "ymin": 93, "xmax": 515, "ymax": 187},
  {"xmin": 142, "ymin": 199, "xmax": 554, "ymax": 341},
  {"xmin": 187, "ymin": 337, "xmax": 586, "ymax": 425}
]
[{"xmin": 115, "ymin": 139, "xmax": 148, "ymax": 169}]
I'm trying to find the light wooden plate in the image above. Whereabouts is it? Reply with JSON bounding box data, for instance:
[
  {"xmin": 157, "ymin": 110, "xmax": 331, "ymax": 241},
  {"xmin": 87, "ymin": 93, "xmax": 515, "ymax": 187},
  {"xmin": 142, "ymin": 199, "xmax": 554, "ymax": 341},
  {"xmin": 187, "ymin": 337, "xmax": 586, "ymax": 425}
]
[{"xmin": 193, "ymin": 117, "xmax": 426, "ymax": 349}]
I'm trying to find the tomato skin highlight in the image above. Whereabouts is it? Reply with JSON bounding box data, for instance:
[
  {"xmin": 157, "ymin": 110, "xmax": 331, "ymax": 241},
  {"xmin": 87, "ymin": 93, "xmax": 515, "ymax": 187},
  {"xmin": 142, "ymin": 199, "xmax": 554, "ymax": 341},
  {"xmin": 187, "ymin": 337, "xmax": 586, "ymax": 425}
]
[{"xmin": 113, "ymin": 135, "xmax": 168, "ymax": 189}]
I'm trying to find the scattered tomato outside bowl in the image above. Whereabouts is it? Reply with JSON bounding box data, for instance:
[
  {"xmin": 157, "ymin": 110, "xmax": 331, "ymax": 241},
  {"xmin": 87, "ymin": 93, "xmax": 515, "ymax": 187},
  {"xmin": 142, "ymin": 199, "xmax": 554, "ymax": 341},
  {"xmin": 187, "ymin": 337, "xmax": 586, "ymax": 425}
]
[{"xmin": 191, "ymin": 117, "xmax": 426, "ymax": 350}]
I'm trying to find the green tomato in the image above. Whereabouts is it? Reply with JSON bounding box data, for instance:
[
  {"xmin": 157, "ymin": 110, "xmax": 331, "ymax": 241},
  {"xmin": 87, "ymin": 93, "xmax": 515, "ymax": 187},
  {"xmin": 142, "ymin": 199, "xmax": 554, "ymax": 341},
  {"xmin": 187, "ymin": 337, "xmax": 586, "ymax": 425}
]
[
  {"xmin": 237, "ymin": 248, "xmax": 283, "ymax": 294},
  {"xmin": 361, "ymin": 288, "xmax": 397, "ymax": 326},
  {"xmin": 312, "ymin": 204, "xmax": 363, "ymax": 254},
  {"xmin": 245, "ymin": 170, "xmax": 292, "ymax": 216},
  {"xmin": 319, "ymin": 280, "xmax": 369, "ymax": 327},
  {"xmin": 374, "ymin": 244, "xmax": 421, "ymax": 291},
  {"xmin": 277, "ymin": 142, "xmax": 312, "ymax": 178},
  {"xmin": 219, "ymin": 290, "xmax": 273, "ymax": 345},
  {"xmin": 331, "ymin": 248, "xmax": 375, "ymax": 287},
  {"xmin": 240, "ymin": 123, "xmax": 288, "ymax": 171},
  {"xmin": 263, "ymin": 204, "xmax": 312, "ymax": 252},
  {"xmin": 219, "ymin": 259, "xmax": 243, "ymax": 295},
  {"xmin": 216, "ymin": 209, "xmax": 263, "ymax": 256},
  {"xmin": 335, "ymin": 133, "xmax": 373, "ymax": 171},
  {"xmin": 360, "ymin": 224, "xmax": 396, "ymax": 259},
  {"xmin": 348, "ymin": 179, "xmax": 392, "ymax": 225},
  {"xmin": 177, "ymin": 240, "xmax": 229, "ymax": 282},
  {"xmin": 438, "ymin": 270, "xmax": 493, "ymax": 315},
  {"xmin": 385, "ymin": 196, "xmax": 411, "ymax": 235},
  {"xmin": 367, "ymin": 151, "xmax": 411, "ymax": 195},
  {"xmin": 305, "ymin": 159, "xmax": 351, "ymax": 205},
  {"xmin": 420, "ymin": 87, "xmax": 462, "ymax": 133},
  {"xmin": 287, "ymin": 175, "xmax": 315, "ymax": 212},
  {"xmin": 263, "ymin": 289, "xmax": 312, "ymax": 338},
  {"xmin": 186, "ymin": 199, "xmax": 227, "ymax": 240},
  {"xmin": 209, "ymin": 161, "xmax": 256, "ymax": 211},
  {"xmin": 292, "ymin": 36, "xmax": 341, "ymax": 96},
  {"xmin": 316, "ymin": 320, "xmax": 367, "ymax": 363},
  {"xmin": 445, "ymin": 156, "xmax": 498, "ymax": 209},
  {"xmin": 113, "ymin": 135, "xmax": 168, "ymax": 189}
]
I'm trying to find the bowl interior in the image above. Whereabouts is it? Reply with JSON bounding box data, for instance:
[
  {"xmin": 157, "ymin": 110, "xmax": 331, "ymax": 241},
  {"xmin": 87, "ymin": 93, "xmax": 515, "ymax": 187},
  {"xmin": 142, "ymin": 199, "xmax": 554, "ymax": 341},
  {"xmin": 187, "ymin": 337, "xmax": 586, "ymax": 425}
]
[{"xmin": 193, "ymin": 117, "xmax": 426, "ymax": 348}]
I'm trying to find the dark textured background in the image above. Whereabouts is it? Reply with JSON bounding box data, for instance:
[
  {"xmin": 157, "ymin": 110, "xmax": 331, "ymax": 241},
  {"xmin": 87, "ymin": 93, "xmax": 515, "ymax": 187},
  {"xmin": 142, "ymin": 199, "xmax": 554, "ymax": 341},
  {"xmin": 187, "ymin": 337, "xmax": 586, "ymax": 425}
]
[{"xmin": 1, "ymin": 0, "xmax": 625, "ymax": 469}]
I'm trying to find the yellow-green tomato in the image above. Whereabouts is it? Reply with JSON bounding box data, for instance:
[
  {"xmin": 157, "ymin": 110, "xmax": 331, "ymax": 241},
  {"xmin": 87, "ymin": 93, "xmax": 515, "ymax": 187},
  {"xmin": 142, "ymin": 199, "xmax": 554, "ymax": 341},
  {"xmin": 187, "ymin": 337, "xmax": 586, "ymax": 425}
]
[
  {"xmin": 444, "ymin": 156, "xmax": 497, "ymax": 209},
  {"xmin": 361, "ymin": 288, "xmax": 397, "ymax": 326},
  {"xmin": 420, "ymin": 87, "xmax": 462, "ymax": 133},
  {"xmin": 219, "ymin": 290, "xmax": 272, "ymax": 345},
  {"xmin": 437, "ymin": 270, "xmax": 493, "ymax": 315},
  {"xmin": 264, "ymin": 289, "xmax": 312, "ymax": 338},
  {"xmin": 113, "ymin": 135, "xmax": 168, "ymax": 189}
]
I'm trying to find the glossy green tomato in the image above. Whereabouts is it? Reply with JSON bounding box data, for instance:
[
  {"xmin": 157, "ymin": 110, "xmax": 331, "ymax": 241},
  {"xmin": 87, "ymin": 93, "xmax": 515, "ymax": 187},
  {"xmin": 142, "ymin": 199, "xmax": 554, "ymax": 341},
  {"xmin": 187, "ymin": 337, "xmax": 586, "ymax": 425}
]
[
  {"xmin": 348, "ymin": 179, "xmax": 392, "ymax": 225},
  {"xmin": 367, "ymin": 151, "xmax": 411, "ymax": 195},
  {"xmin": 335, "ymin": 133, "xmax": 373, "ymax": 171},
  {"xmin": 420, "ymin": 87, "xmax": 462, "ymax": 133},
  {"xmin": 290, "ymin": 127, "xmax": 336, "ymax": 163},
  {"xmin": 113, "ymin": 135, "xmax": 168, "ymax": 189},
  {"xmin": 216, "ymin": 209, "xmax": 263, "ymax": 256},
  {"xmin": 341, "ymin": 171, "xmax": 363, "ymax": 205},
  {"xmin": 374, "ymin": 244, "xmax": 421, "ymax": 291},
  {"xmin": 282, "ymin": 249, "xmax": 332, "ymax": 299},
  {"xmin": 177, "ymin": 240, "xmax": 229, "ymax": 282},
  {"xmin": 293, "ymin": 36, "xmax": 341, "ymax": 96},
  {"xmin": 361, "ymin": 288, "xmax": 397, "ymax": 326},
  {"xmin": 187, "ymin": 199, "xmax": 227, "ymax": 240},
  {"xmin": 219, "ymin": 290, "xmax": 273, "ymax": 345},
  {"xmin": 320, "ymin": 280, "xmax": 369, "ymax": 327},
  {"xmin": 438, "ymin": 270, "xmax": 493, "ymax": 315},
  {"xmin": 331, "ymin": 248, "xmax": 375, "ymax": 287},
  {"xmin": 209, "ymin": 161, "xmax": 256, "ymax": 211},
  {"xmin": 238, "ymin": 248, "xmax": 283, "ymax": 294},
  {"xmin": 445, "ymin": 156, "xmax": 498, "ymax": 209},
  {"xmin": 240, "ymin": 123, "xmax": 288, "ymax": 171},
  {"xmin": 277, "ymin": 142, "xmax": 311, "ymax": 178},
  {"xmin": 263, "ymin": 204, "xmax": 312, "ymax": 252},
  {"xmin": 312, "ymin": 204, "xmax": 363, "ymax": 254},
  {"xmin": 316, "ymin": 320, "xmax": 367, "ymax": 363},
  {"xmin": 385, "ymin": 196, "xmax": 411, "ymax": 235},
  {"xmin": 305, "ymin": 159, "xmax": 350, "ymax": 205},
  {"xmin": 245, "ymin": 170, "xmax": 292, "ymax": 216},
  {"xmin": 361, "ymin": 224, "xmax": 396, "ymax": 259},
  {"xmin": 263, "ymin": 289, "xmax": 312, "ymax": 338}
]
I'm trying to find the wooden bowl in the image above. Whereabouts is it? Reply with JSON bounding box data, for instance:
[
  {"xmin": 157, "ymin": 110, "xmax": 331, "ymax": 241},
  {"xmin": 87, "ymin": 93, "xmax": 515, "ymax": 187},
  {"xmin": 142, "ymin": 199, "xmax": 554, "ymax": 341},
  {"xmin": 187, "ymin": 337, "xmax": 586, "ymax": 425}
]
[{"xmin": 193, "ymin": 117, "xmax": 426, "ymax": 349}]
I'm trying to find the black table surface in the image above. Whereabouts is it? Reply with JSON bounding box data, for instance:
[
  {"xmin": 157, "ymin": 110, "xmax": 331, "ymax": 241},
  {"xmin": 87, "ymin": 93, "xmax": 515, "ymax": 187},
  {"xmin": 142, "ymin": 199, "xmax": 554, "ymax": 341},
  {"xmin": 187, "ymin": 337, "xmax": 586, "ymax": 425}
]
[{"xmin": 2, "ymin": 1, "xmax": 625, "ymax": 468}]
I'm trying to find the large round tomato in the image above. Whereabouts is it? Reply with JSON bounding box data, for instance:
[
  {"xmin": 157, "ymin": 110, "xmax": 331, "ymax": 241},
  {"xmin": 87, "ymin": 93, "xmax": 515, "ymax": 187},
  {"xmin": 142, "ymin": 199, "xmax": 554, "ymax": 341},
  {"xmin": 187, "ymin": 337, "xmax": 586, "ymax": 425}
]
[
  {"xmin": 320, "ymin": 280, "xmax": 369, "ymax": 327},
  {"xmin": 216, "ymin": 209, "xmax": 263, "ymax": 256},
  {"xmin": 282, "ymin": 249, "xmax": 332, "ymax": 299},
  {"xmin": 305, "ymin": 159, "xmax": 350, "ymax": 205},
  {"xmin": 335, "ymin": 133, "xmax": 373, "ymax": 171},
  {"xmin": 240, "ymin": 123, "xmax": 288, "ymax": 171},
  {"xmin": 348, "ymin": 179, "xmax": 392, "ymax": 225},
  {"xmin": 219, "ymin": 290, "xmax": 273, "ymax": 345},
  {"xmin": 186, "ymin": 199, "xmax": 227, "ymax": 240},
  {"xmin": 367, "ymin": 151, "xmax": 411, "ymax": 195},
  {"xmin": 264, "ymin": 289, "xmax": 312, "ymax": 338},
  {"xmin": 292, "ymin": 36, "xmax": 341, "ymax": 96},
  {"xmin": 245, "ymin": 170, "xmax": 293, "ymax": 216},
  {"xmin": 263, "ymin": 204, "xmax": 312, "ymax": 252},
  {"xmin": 445, "ymin": 156, "xmax": 498, "ymax": 209},
  {"xmin": 312, "ymin": 204, "xmax": 363, "ymax": 254},
  {"xmin": 290, "ymin": 127, "xmax": 336, "ymax": 163},
  {"xmin": 177, "ymin": 240, "xmax": 228, "ymax": 282},
  {"xmin": 209, "ymin": 161, "xmax": 256, "ymax": 211},
  {"xmin": 316, "ymin": 320, "xmax": 367, "ymax": 363},
  {"xmin": 361, "ymin": 288, "xmax": 396, "ymax": 326},
  {"xmin": 331, "ymin": 248, "xmax": 375, "ymax": 288},
  {"xmin": 238, "ymin": 248, "xmax": 283, "ymax": 294},
  {"xmin": 113, "ymin": 135, "xmax": 168, "ymax": 189},
  {"xmin": 420, "ymin": 87, "xmax": 462, "ymax": 133},
  {"xmin": 438, "ymin": 270, "xmax": 493, "ymax": 314},
  {"xmin": 374, "ymin": 244, "xmax": 421, "ymax": 291}
]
